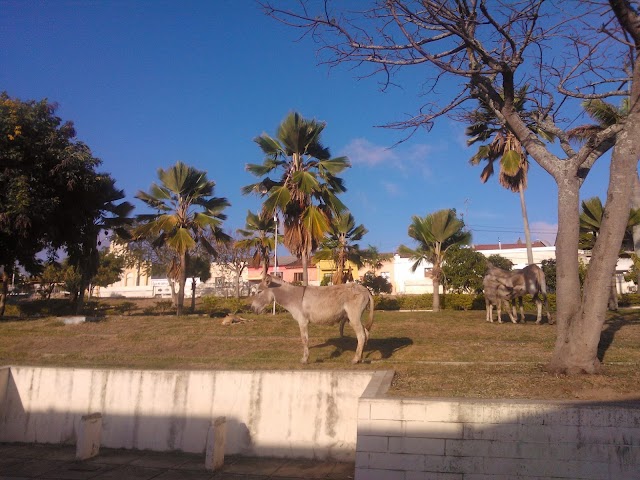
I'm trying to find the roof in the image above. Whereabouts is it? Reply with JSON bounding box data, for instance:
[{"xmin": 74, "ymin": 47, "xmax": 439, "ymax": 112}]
[{"xmin": 473, "ymin": 239, "xmax": 551, "ymax": 251}]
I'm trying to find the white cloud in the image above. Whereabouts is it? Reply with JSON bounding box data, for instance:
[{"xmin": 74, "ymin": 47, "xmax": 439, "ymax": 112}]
[
  {"xmin": 530, "ymin": 221, "xmax": 558, "ymax": 245},
  {"xmin": 382, "ymin": 181, "xmax": 401, "ymax": 196},
  {"xmin": 341, "ymin": 138, "xmax": 398, "ymax": 166}
]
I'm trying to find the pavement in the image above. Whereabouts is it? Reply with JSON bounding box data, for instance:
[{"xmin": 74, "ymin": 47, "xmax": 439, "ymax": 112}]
[{"xmin": 0, "ymin": 443, "xmax": 354, "ymax": 480}]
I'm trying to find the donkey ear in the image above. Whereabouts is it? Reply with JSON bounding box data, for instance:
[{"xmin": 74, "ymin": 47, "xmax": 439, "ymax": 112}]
[{"xmin": 264, "ymin": 274, "xmax": 272, "ymax": 286}]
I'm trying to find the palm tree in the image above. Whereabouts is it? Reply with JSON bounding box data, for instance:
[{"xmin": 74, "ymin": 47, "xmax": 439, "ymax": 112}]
[
  {"xmin": 134, "ymin": 162, "xmax": 230, "ymax": 315},
  {"xmin": 243, "ymin": 112, "xmax": 350, "ymax": 285},
  {"xmin": 398, "ymin": 209, "xmax": 471, "ymax": 312},
  {"xmin": 466, "ymin": 88, "xmax": 552, "ymax": 265},
  {"xmin": 361, "ymin": 245, "xmax": 393, "ymax": 276},
  {"xmin": 235, "ymin": 210, "xmax": 276, "ymax": 278},
  {"xmin": 579, "ymin": 196, "xmax": 640, "ymax": 310},
  {"xmin": 314, "ymin": 212, "xmax": 368, "ymax": 284}
]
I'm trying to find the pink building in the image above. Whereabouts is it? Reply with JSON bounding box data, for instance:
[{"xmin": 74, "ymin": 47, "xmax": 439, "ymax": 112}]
[{"xmin": 246, "ymin": 256, "xmax": 319, "ymax": 285}]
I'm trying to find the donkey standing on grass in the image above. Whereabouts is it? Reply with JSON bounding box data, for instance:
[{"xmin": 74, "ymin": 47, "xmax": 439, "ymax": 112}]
[
  {"xmin": 483, "ymin": 264, "xmax": 553, "ymax": 325},
  {"xmin": 251, "ymin": 275, "xmax": 375, "ymax": 364}
]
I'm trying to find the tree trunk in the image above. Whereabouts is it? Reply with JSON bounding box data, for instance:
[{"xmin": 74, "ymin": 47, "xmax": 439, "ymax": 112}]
[
  {"xmin": 176, "ymin": 251, "xmax": 187, "ymax": 316},
  {"xmin": 432, "ymin": 267, "xmax": 441, "ymax": 312},
  {"xmin": 0, "ymin": 268, "xmax": 9, "ymax": 316},
  {"xmin": 631, "ymin": 174, "xmax": 640, "ymax": 286},
  {"xmin": 302, "ymin": 254, "xmax": 309, "ymax": 286},
  {"xmin": 608, "ymin": 275, "xmax": 619, "ymax": 311},
  {"xmin": 191, "ymin": 277, "xmax": 197, "ymax": 313},
  {"xmin": 547, "ymin": 114, "xmax": 640, "ymax": 374},
  {"xmin": 519, "ymin": 183, "xmax": 534, "ymax": 265}
]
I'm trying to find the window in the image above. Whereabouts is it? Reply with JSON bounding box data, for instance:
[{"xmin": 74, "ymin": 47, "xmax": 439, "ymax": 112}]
[
  {"xmin": 424, "ymin": 268, "xmax": 432, "ymax": 278},
  {"xmin": 215, "ymin": 277, "xmax": 224, "ymax": 287},
  {"xmin": 273, "ymin": 271, "xmax": 283, "ymax": 278},
  {"xmin": 294, "ymin": 272, "xmax": 303, "ymax": 282}
]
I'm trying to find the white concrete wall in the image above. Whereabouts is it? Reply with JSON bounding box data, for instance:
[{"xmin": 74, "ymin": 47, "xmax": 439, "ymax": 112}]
[
  {"xmin": 356, "ymin": 373, "xmax": 640, "ymax": 480},
  {"xmin": 0, "ymin": 366, "xmax": 375, "ymax": 460}
]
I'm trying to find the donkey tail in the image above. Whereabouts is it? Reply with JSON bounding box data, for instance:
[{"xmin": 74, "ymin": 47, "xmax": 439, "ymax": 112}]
[{"xmin": 365, "ymin": 291, "xmax": 375, "ymax": 331}]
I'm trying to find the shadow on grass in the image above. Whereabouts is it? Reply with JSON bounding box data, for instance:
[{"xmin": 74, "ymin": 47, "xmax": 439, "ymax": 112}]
[
  {"xmin": 597, "ymin": 310, "xmax": 640, "ymax": 362},
  {"xmin": 311, "ymin": 336, "xmax": 413, "ymax": 362}
]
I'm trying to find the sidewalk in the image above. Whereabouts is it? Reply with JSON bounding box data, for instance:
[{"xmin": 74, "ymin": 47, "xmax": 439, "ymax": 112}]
[{"xmin": 0, "ymin": 443, "xmax": 354, "ymax": 480}]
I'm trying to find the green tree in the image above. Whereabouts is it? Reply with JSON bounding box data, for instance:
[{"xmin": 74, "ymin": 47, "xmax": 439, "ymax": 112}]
[
  {"xmin": 235, "ymin": 211, "xmax": 276, "ymax": 278},
  {"xmin": 244, "ymin": 112, "xmax": 349, "ymax": 285},
  {"xmin": 0, "ymin": 93, "xmax": 123, "ymax": 315},
  {"xmin": 37, "ymin": 262, "xmax": 65, "ymax": 300},
  {"xmin": 486, "ymin": 254, "xmax": 514, "ymax": 271},
  {"xmin": 134, "ymin": 162, "xmax": 230, "ymax": 315},
  {"xmin": 185, "ymin": 255, "xmax": 212, "ymax": 313},
  {"xmin": 541, "ymin": 259, "xmax": 557, "ymax": 294},
  {"xmin": 466, "ymin": 88, "xmax": 552, "ymax": 265},
  {"xmin": 314, "ymin": 212, "xmax": 368, "ymax": 284},
  {"xmin": 360, "ymin": 272, "xmax": 392, "ymax": 295},
  {"xmin": 578, "ymin": 196, "xmax": 640, "ymax": 310},
  {"xmin": 92, "ymin": 251, "xmax": 125, "ymax": 295},
  {"xmin": 398, "ymin": 209, "xmax": 471, "ymax": 312},
  {"xmin": 63, "ymin": 174, "xmax": 133, "ymax": 313},
  {"xmin": 442, "ymin": 245, "xmax": 487, "ymax": 294}
]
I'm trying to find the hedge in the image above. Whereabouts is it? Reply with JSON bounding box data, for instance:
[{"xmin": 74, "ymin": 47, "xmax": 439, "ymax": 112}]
[{"xmin": 372, "ymin": 293, "xmax": 559, "ymax": 311}]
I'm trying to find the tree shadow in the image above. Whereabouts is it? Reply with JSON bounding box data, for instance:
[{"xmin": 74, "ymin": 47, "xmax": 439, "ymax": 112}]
[
  {"xmin": 597, "ymin": 311, "xmax": 640, "ymax": 362},
  {"xmin": 311, "ymin": 336, "xmax": 413, "ymax": 362}
]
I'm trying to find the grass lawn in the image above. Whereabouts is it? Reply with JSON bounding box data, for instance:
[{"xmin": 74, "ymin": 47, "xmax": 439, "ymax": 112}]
[{"xmin": 1, "ymin": 303, "xmax": 639, "ymax": 401}]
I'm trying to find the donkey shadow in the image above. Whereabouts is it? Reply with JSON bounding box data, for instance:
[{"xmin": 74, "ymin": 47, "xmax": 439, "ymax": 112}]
[
  {"xmin": 311, "ymin": 335, "xmax": 413, "ymax": 362},
  {"xmin": 598, "ymin": 311, "xmax": 640, "ymax": 362}
]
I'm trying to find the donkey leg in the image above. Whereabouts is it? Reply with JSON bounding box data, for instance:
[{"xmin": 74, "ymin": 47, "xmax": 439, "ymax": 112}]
[
  {"xmin": 347, "ymin": 310, "xmax": 366, "ymax": 364},
  {"xmin": 297, "ymin": 319, "xmax": 310, "ymax": 364}
]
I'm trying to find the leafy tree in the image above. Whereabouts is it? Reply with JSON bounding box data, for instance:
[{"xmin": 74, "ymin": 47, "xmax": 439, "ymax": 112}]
[
  {"xmin": 0, "ymin": 93, "xmax": 123, "ymax": 315},
  {"xmin": 261, "ymin": 0, "xmax": 640, "ymax": 374},
  {"xmin": 398, "ymin": 209, "xmax": 471, "ymax": 312},
  {"xmin": 486, "ymin": 255, "xmax": 514, "ymax": 271},
  {"xmin": 314, "ymin": 212, "xmax": 368, "ymax": 284},
  {"xmin": 63, "ymin": 174, "xmax": 133, "ymax": 313},
  {"xmin": 541, "ymin": 259, "xmax": 557, "ymax": 294},
  {"xmin": 360, "ymin": 272, "xmax": 392, "ymax": 295},
  {"xmin": 37, "ymin": 262, "xmax": 65, "ymax": 300},
  {"xmin": 244, "ymin": 112, "xmax": 349, "ymax": 285},
  {"xmin": 91, "ymin": 251, "xmax": 125, "ymax": 295},
  {"xmin": 442, "ymin": 245, "xmax": 488, "ymax": 294},
  {"xmin": 185, "ymin": 255, "xmax": 212, "ymax": 313},
  {"xmin": 235, "ymin": 211, "xmax": 276, "ymax": 278},
  {"xmin": 134, "ymin": 162, "xmax": 230, "ymax": 315}
]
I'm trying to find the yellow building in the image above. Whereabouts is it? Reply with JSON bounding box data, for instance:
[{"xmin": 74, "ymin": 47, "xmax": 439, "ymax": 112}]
[{"xmin": 315, "ymin": 258, "xmax": 362, "ymax": 285}]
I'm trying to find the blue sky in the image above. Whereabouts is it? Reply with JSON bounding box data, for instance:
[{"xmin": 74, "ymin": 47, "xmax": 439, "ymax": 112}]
[{"xmin": 1, "ymin": 1, "xmax": 613, "ymax": 253}]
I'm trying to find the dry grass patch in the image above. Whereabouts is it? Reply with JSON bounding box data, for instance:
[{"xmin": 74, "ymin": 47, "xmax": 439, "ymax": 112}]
[{"xmin": 0, "ymin": 307, "xmax": 639, "ymax": 400}]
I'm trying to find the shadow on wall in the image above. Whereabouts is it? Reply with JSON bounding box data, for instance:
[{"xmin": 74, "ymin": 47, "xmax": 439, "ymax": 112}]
[
  {"xmin": 356, "ymin": 383, "xmax": 640, "ymax": 479},
  {"xmin": 0, "ymin": 366, "xmax": 378, "ymax": 461}
]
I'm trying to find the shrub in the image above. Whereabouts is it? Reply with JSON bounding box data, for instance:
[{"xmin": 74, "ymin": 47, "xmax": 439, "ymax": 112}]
[
  {"xmin": 202, "ymin": 296, "xmax": 253, "ymax": 316},
  {"xmin": 374, "ymin": 296, "xmax": 400, "ymax": 310},
  {"xmin": 442, "ymin": 294, "xmax": 475, "ymax": 311},
  {"xmin": 620, "ymin": 293, "xmax": 640, "ymax": 307},
  {"xmin": 112, "ymin": 301, "xmax": 136, "ymax": 316},
  {"xmin": 397, "ymin": 294, "xmax": 432, "ymax": 310}
]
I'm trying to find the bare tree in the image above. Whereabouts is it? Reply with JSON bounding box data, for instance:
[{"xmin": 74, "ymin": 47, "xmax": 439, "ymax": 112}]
[
  {"xmin": 215, "ymin": 237, "xmax": 251, "ymax": 298},
  {"xmin": 261, "ymin": 0, "xmax": 640, "ymax": 374}
]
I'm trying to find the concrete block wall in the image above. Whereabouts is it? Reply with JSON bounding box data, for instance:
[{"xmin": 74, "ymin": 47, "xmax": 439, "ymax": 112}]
[
  {"xmin": 0, "ymin": 366, "xmax": 376, "ymax": 460},
  {"xmin": 356, "ymin": 373, "xmax": 640, "ymax": 480}
]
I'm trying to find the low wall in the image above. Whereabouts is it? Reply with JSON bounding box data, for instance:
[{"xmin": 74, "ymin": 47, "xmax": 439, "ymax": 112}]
[
  {"xmin": 356, "ymin": 372, "xmax": 640, "ymax": 480},
  {"xmin": 0, "ymin": 366, "xmax": 376, "ymax": 460}
]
